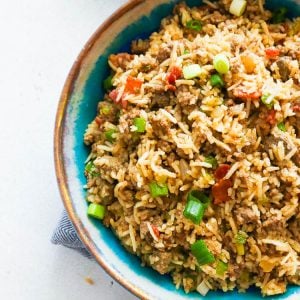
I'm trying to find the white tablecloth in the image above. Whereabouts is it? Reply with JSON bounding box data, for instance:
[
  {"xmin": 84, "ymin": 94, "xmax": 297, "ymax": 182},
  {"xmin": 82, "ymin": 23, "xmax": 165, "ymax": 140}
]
[{"xmin": 0, "ymin": 1, "xmax": 137, "ymax": 299}]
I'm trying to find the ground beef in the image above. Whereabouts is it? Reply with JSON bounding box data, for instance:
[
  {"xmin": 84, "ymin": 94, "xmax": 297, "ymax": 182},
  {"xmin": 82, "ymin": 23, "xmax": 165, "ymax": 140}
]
[
  {"xmin": 292, "ymin": 150, "xmax": 300, "ymax": 167},
  {"xmin": 262, "ymin": 215, "xmax": 284, "ymax": 231},
  {"xmin": 151, "ymin": 251, "xmax": 172, "ymax": 274},
  {"xmin": 157, "ymin": 140, "xmax": 174, "ymax": 153},
  {"xmin": 263, "ymin": 135, "xmax": 287, "ymax": 152},
  {"xmin": 151, "ymin": 93, "xmax": 170, "ymax": 108},
  {"xmin": 235, "ymin": 207, "xmax": 259, "ymax": 225},
  {"xmin": 109, "ymin": 53, "xmax": 134, "ymax": 70},
  {"xmin": 176, "ymin": 86, "xmax": 198, "ymax": 106},
  {"xmin": 276, "ymin": 58, "xmax": 291, "ymax": 82},
  {"xmin": 131, "ymin": 39, "xmax": 150, "ymax": 54},
  {"xmin": 157, "ymin": 45, "xmax": 172, "ymax": 63},
  {"xmin": 149, "ymin": 115, "xmax": 171, "ymax": 137}
]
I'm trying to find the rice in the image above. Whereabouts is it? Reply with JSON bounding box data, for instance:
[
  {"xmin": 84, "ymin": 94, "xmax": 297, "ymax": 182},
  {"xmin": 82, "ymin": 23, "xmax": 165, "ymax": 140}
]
[{"xmin": 83, "ymin": 0, "xmax": 300, "ymax": 297}]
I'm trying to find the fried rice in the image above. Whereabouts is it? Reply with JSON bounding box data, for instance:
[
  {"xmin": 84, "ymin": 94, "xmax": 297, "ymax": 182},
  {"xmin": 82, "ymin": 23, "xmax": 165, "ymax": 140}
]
[{"xmin": 83, "ymin": 0, "xmax": 300, "ymax": 296}]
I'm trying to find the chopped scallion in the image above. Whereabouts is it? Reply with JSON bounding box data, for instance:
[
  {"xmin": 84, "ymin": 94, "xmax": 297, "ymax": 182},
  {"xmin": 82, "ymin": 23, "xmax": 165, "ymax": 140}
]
[
  {"xmin": 100, "ymin": 105, "xmax": 111, "ymax": 115},
  {"xmin": 261, "ymin": 93, "xmax": 274, "ymax": 109},
  {"xmin": 87, "ymin": 203, "xmax": 106, "ymax": 220},
  {"xmin": 186, "ymin": 19, "xmax": 202, "ymax": 31},
  {"xmin": 183, "ymin": 190, "xmax": 210, "ymax": 224},
  {"xmin": 216, "ymin": 260, "xmax": 228, "ymax": 276},
  {"xmin": 234, "ymin": 230, "xmax": 248, "ymax": 244},
  {"xmin": 183, "ymin": 198, "xmax": 205, "ymax": 225},
  {"xmin": 103, "ymin": 75, "xmax": 113, "ymax": 91},
  {"xmin": 229, "ymin": 0, "xmax": 247, "ymax": 17},
  {"xmin": 133, "ymin": 117, "xmax": 146, "ymax": 133},
  {"xmin": 210, "ymin": 74, "xmax": 224, "ymax": 88},
  {"xmin": 183, "ymin": 49, "xmax": 190, "ymax": 55},
  {"xmin": 213, "ymin": 54, "xmax": 230, "ymax": 74},
  {"xmin": 191, "ymin": 240, "xmax": 215, "ymax": 265},
  {"xmin": 183, "ymin": 64, "xmax": 202, "ymax": 79},
  {"xmin": 277, "ymin": 122, "xmax": 287, "ymax": 132},
  {"xmin": 236, "ymin": 243, "xmax": 245, "ymax": 256},
  {"xmin": 85, "ymin": 160, "xmax": 100, "ymax": 177},
  {"xmin": 149, "ymin": 182, "xmax": 168, "ymax": 198},
  {"xmin": 188, "ymin": 190, "xmax": 210, "ymax": 208},
  {"xmin": 105, "ymin": 129, "xmax": 117, "ymax": 143},
  {"xmin": 204, "ymin": 155, "xmax": 218, "ymax": 168}
]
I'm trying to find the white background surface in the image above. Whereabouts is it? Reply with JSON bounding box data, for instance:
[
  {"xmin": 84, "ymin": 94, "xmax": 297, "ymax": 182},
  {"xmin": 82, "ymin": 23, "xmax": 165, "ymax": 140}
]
[{"xmin": 0, "ymin": 1, "xmax": 137, "ymax": 299}]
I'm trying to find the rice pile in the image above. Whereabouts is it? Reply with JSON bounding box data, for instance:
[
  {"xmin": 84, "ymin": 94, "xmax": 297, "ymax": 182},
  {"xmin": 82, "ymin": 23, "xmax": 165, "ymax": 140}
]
[{"xmin": 84, "ymin": 0, "xmax": 300, "ymax": 296}]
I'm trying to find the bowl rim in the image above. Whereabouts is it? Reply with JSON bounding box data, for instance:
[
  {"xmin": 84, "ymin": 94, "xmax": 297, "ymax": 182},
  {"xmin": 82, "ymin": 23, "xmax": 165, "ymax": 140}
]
[{"xmin": 53, "ymin": 0, "xmax": 148, "ymax": 299}]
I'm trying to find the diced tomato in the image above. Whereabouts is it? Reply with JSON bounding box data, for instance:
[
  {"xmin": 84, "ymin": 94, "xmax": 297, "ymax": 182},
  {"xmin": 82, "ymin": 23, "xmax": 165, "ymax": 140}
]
[
  {"xmin": 233, "ymin": 90, "xmax": 262, "ymax": 100},
  {"xmin": 292, "ymin": 103, "xmax": 300, "ymax": 112},
  {"xmin": 95, "ymin": 116, "xmax": 104, "ymax": 126},
  {"xmin": 214, "ymin": 164, "xmax": 231, "ymax": 181},
  {"xmin": 166, "ymin": 66, "xmax": 182, "ymax": 85},
  {"xmin": 212, "ymin": 179, "xmax": 232, "ymax": 204},
  {"xmin": 266, "ymin": 109, "xmax": 276, "ymax": 125},
  {"xmin": 166, "ymin": 84, "xmax": 177, "ymax": 92},
  {"xmin": 151, "ymin": 225, "xmax": 160, "ymax": 239},
  {"xmin": 265, "ymin": 48, "xmax": 280, "ymax": 59},
  {"xmin": 124, "ymin": 76, "xmax": 142, "ymax": 94},
  {"xmin": 109, "ymin": 89, "xmax": 118, "ymax": 102}
]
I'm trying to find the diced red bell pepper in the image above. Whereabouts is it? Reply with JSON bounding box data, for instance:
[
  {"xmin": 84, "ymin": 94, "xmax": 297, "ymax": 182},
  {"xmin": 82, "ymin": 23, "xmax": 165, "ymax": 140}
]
[
  {"xmin": 166, "ymin": 66, "xmax": 182, "ymax": 85},
  {"xmin": 151, "ymin": 225, "xmax": 160, "ymax": 239},
  {"xmin": 212, "ymin": 179, "xmax": 232, "ymax": 204},
  {"xmin": 124, "ymin": 76, "xmax": 142, "ymax": 94},
  {"xmin": 121, "ymin": 98, "xmax": 128, "ymax": 109},
  {"xmin": 166, "ymin": 84, "xmax": 177, "ymax": 92},
  {"xmin": 265, "ymin": 48, "xmax": 280, "ymax": 59},
  {"xmin": 214, "ymin": 164, "xmax": 231, "ymax": 181},
  {"xmin": 109, "ymin": 89, "xmax": 119, "ymax": 102},
  {"xmin": 266, "ymin": 109, "xmax": 276, "ymax": 125},
  {"xmin": 95, "ymin": 116, "xmax": 104, "ymax": 126},
  {"xmin": 233, "ymin": 90, "xmax": 262, "ymax": 100},
  {"xmin": 292, "ymin": 103, "xmax": 300, "ymax": 112}
]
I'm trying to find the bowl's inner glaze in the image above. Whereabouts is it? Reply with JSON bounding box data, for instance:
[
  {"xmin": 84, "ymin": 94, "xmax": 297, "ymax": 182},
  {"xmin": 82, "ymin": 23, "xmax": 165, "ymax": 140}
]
[{"xmin": 62, "ymin": 1, "xmax": 300, "ymax": 299}]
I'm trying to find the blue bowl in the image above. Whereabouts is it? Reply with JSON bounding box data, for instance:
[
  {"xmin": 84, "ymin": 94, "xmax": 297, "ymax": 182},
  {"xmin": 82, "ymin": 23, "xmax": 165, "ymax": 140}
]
[{"xmin": 54, "ymin": 1, "xmax": 300, "ymax": 299}]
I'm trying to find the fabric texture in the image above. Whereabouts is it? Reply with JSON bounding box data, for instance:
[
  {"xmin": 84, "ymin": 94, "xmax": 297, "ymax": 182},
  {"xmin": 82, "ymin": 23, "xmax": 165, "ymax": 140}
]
[{"xmin": 51, "ymin": 210, "xmax": 92, "ymax": 258}]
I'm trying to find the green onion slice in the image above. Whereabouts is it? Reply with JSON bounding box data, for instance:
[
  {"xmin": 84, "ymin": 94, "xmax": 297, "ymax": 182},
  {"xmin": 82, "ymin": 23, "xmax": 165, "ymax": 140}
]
[
  {"xmin": 229, "ymin": 0, "xmax": 247, "ymax": 17},
  {"xmin": 216, "ymin": 260, "xmax": 228, "ymax": 276},
  {"xmin": 105, "ymin": 129, "xmax": 117, "ymax": 143},
  {"xmin": 213, "ymin": 54, "xmax": 230, "ymax": 74},
  {"xmin": 133, "ymin": 117, "xmax": 146, "ymax": 133},
  {"xmin": 183, "ymin": 191, "xmax": 210, "ymax": 224},
  {"xmin": 188, "ymin": 190, "xmax": 210, "ymax": 208},
  {"xmin": 87, "ymin": 203, "xmax": 106, "ymax": 220},
  {"xmin": 100, "ymin": 105, "xmax": 111, "ymax": 115},
  {"xmin": 183, "ymin": 64, "xmax": 202, "ymax": 79},
  {"xmin": 183, "ymin": 198, "xmax": 205, "ymax": 225},
  {"xmin": 261, "ymin": 93, "xmax": 274, "ymax": 109},
  {"xmin": 103, "ymin": 75, "xmax": 113, "ymax": 91},
  {"xmin": 149, "ymin": 182, "xmax": 168, "ymax": 198},
  {"xmin": 210, "ymin": 74, "xmax": 224, "ymax": 87},
  {"xmin": 277, "ymin": 122, "xmax": 287, "ymax": 132},
  {"xmin": 85, "ymin": 160, "xmax": 100, "ymax": 177},
  {"xmin": 234, "ymin": 230, "xmax": 248, "ymax": 244},
  {"xmin": 191, "ymin": 240, "xmax": 215, "ymax": 265},
  {"xmin": 186, "ymin": 19, "xmax": 202, "ymax": 31},
  {"xmin": 204, "ymin": 155, "xmax": 218, "ymax": 168}
]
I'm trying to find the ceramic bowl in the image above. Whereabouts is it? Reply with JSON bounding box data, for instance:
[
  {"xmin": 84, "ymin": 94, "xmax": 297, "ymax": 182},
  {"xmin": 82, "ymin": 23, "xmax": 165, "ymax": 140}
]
[{"xmin": 54, "ymin": 1, "xmax": 300, "ymax": 299}]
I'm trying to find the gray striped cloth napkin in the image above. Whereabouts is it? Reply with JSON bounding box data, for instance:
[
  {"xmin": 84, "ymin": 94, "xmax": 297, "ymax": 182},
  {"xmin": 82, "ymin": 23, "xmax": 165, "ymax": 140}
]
[{"xmin": 51, "ymin": 210, "xmax": 92, "ymax": 258}]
